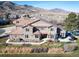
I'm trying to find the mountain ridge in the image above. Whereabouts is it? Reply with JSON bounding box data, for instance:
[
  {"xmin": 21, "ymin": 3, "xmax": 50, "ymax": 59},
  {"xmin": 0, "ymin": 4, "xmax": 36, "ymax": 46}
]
[{"xmin": 0, "ymin": 1, "xmax": 76, "ymax": 24}]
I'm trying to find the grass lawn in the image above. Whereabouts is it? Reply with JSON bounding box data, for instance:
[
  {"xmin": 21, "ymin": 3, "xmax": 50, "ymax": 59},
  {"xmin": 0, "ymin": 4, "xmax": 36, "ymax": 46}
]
[
  {"xmin": 0, "ymin": 53, "xmax": 74, "ymax": 57},
  {"xmin": 0, "ymin": 38, "xmax": 79, "ymax": 57},
  {"xmin": 0, "ymin": 39, "xmax": 64, "ymax": 48},
  {"xmin": 0, "ymin": 41, "xmax": 75, "ymax": 57},
  {"xmin": 0, "ymin": 37, "xmax": 7, "ymax": 43}
]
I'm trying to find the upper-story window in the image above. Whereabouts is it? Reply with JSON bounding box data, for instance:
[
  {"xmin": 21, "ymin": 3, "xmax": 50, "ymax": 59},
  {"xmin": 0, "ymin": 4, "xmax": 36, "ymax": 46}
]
[{"xmin": 26, "ymin": 28, "xmax": 29, "ymax": 31}]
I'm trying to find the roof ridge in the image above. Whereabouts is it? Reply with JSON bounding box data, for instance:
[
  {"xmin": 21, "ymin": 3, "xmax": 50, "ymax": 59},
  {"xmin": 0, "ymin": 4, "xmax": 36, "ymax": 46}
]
[{"xmin": 23, "ymin": 19, "xmax": 40, "ymax": 28}]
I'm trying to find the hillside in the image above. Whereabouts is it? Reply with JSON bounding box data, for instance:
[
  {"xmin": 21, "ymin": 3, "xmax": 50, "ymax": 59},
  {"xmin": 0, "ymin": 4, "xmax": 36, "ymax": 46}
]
[{"xmin": 0, "ymin": 1, "xmax": 72, "ymax": 24}]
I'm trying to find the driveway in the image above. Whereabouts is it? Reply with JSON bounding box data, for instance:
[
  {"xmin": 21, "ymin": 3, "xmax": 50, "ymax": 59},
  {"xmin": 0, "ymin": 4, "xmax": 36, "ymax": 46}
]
[{"xmin": 0, "ymin": 26, "xmax": 16, "ymax": 37}]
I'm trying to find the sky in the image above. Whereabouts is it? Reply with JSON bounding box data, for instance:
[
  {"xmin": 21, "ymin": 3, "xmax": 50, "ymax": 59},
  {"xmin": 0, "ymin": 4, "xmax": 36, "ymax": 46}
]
[{"xmin": 13, "ymin": 1, "xmax": 79, "ymax": 12}]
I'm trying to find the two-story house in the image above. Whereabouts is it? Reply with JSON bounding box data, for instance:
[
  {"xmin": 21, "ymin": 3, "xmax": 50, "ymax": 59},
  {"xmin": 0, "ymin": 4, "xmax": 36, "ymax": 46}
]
[{"xmin": 9, "ymin": 17, "xmax": 58, "ymax": 42}]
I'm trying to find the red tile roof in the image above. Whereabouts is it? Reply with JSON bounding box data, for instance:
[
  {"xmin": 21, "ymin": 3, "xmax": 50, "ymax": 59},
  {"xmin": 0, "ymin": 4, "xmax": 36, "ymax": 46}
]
[
  {"xmin": 9, "ymin": 27, "xmax": 24, "ymax": 35},
  {"xmin": 32, "ymin": 20, "xmax": 52, "ymax": 27},
  {"xmin": 13, "ymin": 17, "xmax": 39, "ymax": 27}
]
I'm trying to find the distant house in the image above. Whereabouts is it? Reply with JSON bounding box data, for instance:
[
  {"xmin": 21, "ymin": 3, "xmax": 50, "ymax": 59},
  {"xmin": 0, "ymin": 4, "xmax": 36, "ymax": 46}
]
[
  {"xmin": 9, "ymin": 17, "xmax": 60, "ymax": 42},
  {"xmin": 0, "ymin": 18, "xmax": 10, "ymax": 25}
]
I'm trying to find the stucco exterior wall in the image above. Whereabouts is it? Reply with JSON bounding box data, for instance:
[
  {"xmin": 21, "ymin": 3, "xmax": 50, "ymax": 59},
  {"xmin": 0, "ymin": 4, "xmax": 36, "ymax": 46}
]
[
  {"xmin": 23, "ymin": 26, "xmax": 40, "ymax": 41},
  {"xmin": 9, "ymin": 25, "xmax": 57, "ymax": 42},
  {"xmin": 47, "ymin": 27, "xmax": 57, "ymax": 40}
]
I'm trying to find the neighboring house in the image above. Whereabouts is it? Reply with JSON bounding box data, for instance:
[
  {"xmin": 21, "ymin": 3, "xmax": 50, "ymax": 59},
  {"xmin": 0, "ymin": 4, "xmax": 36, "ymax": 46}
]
[{"xmin": 9, "ymin": 17, "xmax": 59, "ymax": 42}]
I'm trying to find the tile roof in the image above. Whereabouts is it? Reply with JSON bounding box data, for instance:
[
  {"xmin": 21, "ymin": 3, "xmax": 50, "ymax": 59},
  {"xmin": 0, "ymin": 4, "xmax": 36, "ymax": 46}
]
[
  {"xmin": 40, "ymin": 30, "xmax": 50, "ymax": 34},
  {"xmin": 32, "ymin": 20, "xmax": 53, "ymax": 27},
  {"xmin": 13, "ymin": 17, "xmax": 39, "ymax": 27},
  {"xmin": 10, "ymin": 17, "xmax": 53, "ymax": 35},
  {"xmin": 9, "ymin": 27, "xmax": 24, "ymax": 35},
  {"xmin": 34, "ymin": 30, "xmax": 50, "ymax": 34}
]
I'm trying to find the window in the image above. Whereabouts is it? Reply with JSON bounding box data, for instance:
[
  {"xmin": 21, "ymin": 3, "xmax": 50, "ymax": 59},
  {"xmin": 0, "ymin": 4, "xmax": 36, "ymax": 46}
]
[
  {"xmin": 26, "ymin": 28, "xmax": 29, "ymax": 31},
  {"xmin": 16, "ymin": 21, "xmax": 19, "ymax": 23},
  {"xmin": 25, "ymin": 35, "xmax": 29, "ymax": 38},
  {"xmin": 51, "ymin": 35, "xmax": 54, "ymax": 38},
  {"xmin": 50, "ymin": 28, "xmax": 53, "ymax": 31},
  {"xmin": 48, "ymin": 35, "xmax": 54, "ymax": 38},
  {"xmin": 35, "ymin": 35, "xmax": 39, "ymax": 38}
]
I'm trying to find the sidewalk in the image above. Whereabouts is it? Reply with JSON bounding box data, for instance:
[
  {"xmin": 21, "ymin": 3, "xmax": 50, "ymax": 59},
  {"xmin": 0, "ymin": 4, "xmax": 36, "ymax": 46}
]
[{"xmin": 6, "ymin": 38, "xmax": 49, "ymax": 45}]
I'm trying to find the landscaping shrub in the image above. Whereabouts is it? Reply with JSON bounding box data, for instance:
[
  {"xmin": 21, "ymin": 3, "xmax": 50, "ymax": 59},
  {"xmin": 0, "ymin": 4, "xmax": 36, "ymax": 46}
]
[
  {"xmin": 0, "ymin": 47, "xmax": 32, "ymax": 54},
  {"xmin": 31, "ymin": 48, "xmax": 49, "ymax": 53},
  {"xmin": 48, "ymin": 48, "xmax": 64, "ymax": 54},
  {"xmin": 64, "ymin": 43, "xmax": 78, "ymax": 52},
  {"xmin": 42, "ymin": 48, "xmax": 48, "ymax": 52}
]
